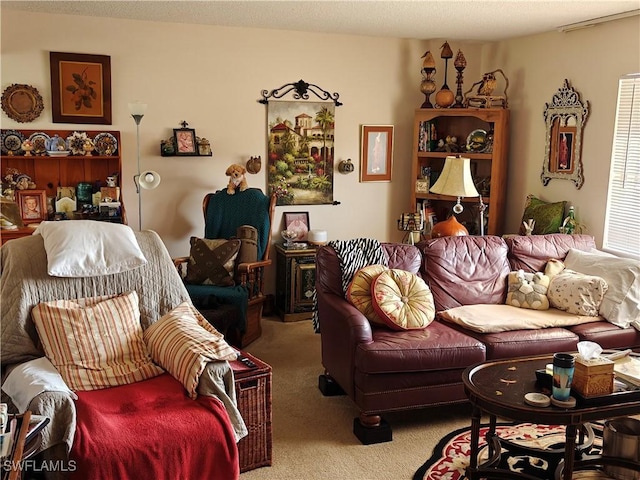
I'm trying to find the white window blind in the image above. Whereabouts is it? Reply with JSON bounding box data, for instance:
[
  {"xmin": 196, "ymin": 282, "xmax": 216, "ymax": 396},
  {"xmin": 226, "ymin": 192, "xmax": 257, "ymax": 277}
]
[{"xmin": 603, "ymin": 74, "xmax": 640, "ymax": 258}]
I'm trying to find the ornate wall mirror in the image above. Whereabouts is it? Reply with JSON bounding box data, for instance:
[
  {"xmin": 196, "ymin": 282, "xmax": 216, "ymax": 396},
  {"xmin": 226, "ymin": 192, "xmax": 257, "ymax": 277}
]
[{"xmin": 541, "ymin": 79, "xmax": 590, "ymax": 189}]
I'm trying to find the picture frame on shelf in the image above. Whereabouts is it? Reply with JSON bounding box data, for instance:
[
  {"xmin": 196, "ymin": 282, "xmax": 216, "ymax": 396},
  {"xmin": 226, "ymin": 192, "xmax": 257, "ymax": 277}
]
[
  {"xmin": 173, "ymin": 128, "xmax": 197, "ymax": 155},
  {"xmin": 283, "ymin": 211, "xmax": 310, "ymax": 241},
  {"xmin": 360, "ymin": 125, "xmax": 394, "ymax": 182},
  {"xmin": 49, "ymin": 52, "xmax": 112, "ymax": 125},
  {"xmin": 17, "ymin": 189, "xmax": 47, "ymax": 224}
]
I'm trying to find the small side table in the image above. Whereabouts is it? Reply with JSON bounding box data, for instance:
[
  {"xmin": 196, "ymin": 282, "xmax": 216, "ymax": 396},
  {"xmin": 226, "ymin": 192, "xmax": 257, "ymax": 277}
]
[
  {"xmin": 275, "ymin": 244, "xmax": 317, "ymax": 322},
  {"xmin": 230, "ymin": 351, "xmax": 272, "ymax": 473}
]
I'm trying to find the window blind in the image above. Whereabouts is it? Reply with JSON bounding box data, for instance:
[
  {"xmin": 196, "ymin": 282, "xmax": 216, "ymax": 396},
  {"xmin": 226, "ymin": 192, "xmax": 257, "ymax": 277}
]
[{"xmin": 603, "ymin": 74, "xmax": 640, "ymax": 258}]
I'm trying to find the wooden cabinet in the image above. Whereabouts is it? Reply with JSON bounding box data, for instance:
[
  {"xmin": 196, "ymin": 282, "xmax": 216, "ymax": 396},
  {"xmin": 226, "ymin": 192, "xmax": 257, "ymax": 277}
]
[
  {"xmin": 410, "ymin": 108, "xmax": 509, "ymax": 236},
  {"xmin": 1, "ymin": 129, "xmax": 123, "ymax": 244},
  {"xmin": 275, "ymin": 244, "xmax": 316, "ymax": 322}
]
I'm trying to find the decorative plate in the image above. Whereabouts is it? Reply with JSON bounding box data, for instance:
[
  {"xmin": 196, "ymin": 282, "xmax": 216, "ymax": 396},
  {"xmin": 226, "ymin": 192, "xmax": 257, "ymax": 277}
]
[
  {"xmin": 66, "ymin": 131, "xmax": 89, "ymax": 155},
  {"xmin": 94, "ymin": 132, "xmax": 118, "ymax": 156},
  {"xmin": 1, "ymin": 129, "xmax": 25, "ymax": 155},
  {"xmin": 29, "ymin": 132, "xmax": 50, "ymax": 155},
  {"xmin": 0, "ymin": 84, "xmax": 44, "ymax": 123},
  {"xmin": 466, "ymin": 129, "xmax": 487, "ymax": 152}
]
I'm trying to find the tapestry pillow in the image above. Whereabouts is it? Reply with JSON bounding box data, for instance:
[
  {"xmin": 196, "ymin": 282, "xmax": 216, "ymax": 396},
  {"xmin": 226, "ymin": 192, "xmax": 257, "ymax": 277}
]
[
  {"xmin": 519, "ymin": 195, "xmax": 566, "ymax": 235},
  {"xmin": 505, "ymin": 270, "xmax": 550, "ymax": 310},
  {"xmin": 563, "ymin": 248, "xmax": 640, "ymax": 328},
  {"xmin": 184, "ymin": 237, "xmax": 241, "ymax": 286},
  {"xmin": 143, "ymin": 302, "xmax": 237, "ymax": 398},
  {"xmin": 31, "ymin": 291, "xmax": 163, "ymax": 391},
  {"xmin": 547, "ymin": 269, "xmax": 608, "ymax": 316},
  {"xmin": 346, "ymin": 264, "xmax": 388, "ymax": 325},
  {"xmin": 33, "ymin": 220, "xmax": 147, "ymax": 277},
  {"xmin": 371, "ymin": 269, "xmax": 435, "ymax": 330}
]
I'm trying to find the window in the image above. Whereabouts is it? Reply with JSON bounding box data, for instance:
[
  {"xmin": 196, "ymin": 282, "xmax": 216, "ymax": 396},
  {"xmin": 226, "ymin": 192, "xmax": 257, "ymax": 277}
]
[{"xmin": 603, "ymin": 74, "xmax": 640, "ymax": 259}]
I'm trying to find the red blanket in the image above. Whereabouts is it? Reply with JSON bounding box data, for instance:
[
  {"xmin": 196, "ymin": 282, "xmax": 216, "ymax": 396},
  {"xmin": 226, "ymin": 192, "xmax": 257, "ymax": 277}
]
[{"xmin": 70, "ymin": 373, "xmax": 239, "ymax": 480}]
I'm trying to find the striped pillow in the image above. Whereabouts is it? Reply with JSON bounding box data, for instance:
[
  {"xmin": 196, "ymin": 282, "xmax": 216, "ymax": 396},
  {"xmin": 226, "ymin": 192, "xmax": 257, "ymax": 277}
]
[
  {"xmin": 32, "ymin": 291, "xmax": 164, "ymax": 391},
  {"xmin": 143, "ymin": 302, "xmax": 237, "ymax": 398}
]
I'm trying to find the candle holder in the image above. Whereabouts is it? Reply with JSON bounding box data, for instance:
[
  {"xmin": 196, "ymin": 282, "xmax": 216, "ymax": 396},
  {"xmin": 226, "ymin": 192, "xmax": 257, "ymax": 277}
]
[{"xmin": 453, "ymin": 49, "xmax": 467, "ymax": 108}]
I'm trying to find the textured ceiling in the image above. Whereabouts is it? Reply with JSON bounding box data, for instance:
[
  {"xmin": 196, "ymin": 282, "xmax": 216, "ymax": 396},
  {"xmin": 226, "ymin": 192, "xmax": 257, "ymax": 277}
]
[{"xmin": 1, "ymin": 1, "xmax": 639, "ymax": 41}]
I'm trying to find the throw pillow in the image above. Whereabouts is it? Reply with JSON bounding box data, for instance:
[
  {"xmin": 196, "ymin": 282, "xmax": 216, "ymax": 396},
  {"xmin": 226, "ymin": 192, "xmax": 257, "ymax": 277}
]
[
  {"xmin": 31, "ymin": 291, "xmax": 163, "ymax": 391},
  {"xmin": 545, "ymin": 259, "xmax": 566, "ymax": 278},
  {"xmin": 547, "ymin": 269, "xmax": 608, "ymax": 316},
  {"xmin": 505, "ymin": 270, "xmax": 550, "ymax": 310},
  {"xmin": 33, "ymin": 220, "xmax": 147, "ymax": 277},
  {"xmin": 184, "ymin": 237, "xmax": 241, "ymax": 286},
  {"xmin": 563, "ymin": 248, "xmax": 640, "ymax": 328},
  {"xmin": 519, "ymin": 195, "xmax": 566, "ymax": 235},
  {"xmin": 346, "ymin": 264, "xmax": 389, "ymax": 325},
  {"xmin": 371, "ymin": 269, "xmax": 435, "ymax": 330},
  {"xmin": 143, "ymin": 302, "xmax": 237, "ymax": 398}
]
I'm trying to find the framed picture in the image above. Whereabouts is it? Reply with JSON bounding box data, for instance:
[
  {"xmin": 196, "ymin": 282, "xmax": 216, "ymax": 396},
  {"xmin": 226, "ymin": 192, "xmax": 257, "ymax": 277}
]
[
  {"xmin": 17, "ymin": 190, "xmax": 47, "ymax": 224},
  {"xmin": 49, "ymin": 52, "xmax": 112, "ymax": 125},
  {"xmin": 283, "ymin": 211, "xmax": 310, "ymax": 241},
  {"xmin": 360, "ymin": 125, "xmax": 394, "ymax": 182},
  {"xmin": 173, "ymin": 128, "xmax": 197, "ymax": 155}
]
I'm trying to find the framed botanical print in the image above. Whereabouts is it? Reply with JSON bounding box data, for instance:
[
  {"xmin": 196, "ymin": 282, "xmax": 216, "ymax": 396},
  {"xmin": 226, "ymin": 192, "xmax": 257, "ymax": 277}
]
[
  {"xmin": 360, "ymin": 125, "xmax": 394, "ymax": 182},
  {"xmin": 173, "ymin": 128, "xmax": 197, "ymax": 155}
]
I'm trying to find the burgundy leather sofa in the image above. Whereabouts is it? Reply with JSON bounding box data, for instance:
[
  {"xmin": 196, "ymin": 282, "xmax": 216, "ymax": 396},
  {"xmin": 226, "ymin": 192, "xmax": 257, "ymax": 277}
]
[{"xmin": 315, "ymin": 234, "xmax": 640, "ymax": 444}]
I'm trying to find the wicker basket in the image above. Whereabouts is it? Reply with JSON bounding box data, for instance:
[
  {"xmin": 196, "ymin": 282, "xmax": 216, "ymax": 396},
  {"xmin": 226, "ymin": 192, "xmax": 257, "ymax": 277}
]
[{"xmin": 232, "ymin": 352, "xmax": 272, "ymax": 473}]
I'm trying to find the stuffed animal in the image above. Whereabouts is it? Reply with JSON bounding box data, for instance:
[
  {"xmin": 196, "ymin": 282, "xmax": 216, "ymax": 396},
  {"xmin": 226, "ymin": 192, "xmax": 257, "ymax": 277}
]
[
  {"xmin": 506, "ymin": 269, "xmax": 551, "ymax": 310},
  {"xmin": 225, "ymin": 163, "xmax": 248, "ymax": 195}
]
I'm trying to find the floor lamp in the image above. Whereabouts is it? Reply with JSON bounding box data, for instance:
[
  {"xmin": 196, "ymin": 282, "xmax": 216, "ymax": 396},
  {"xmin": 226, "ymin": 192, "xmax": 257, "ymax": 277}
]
[
  {"xmin": 429, "ymin": 155, "xmax": 485, "ymax": 237},
  {"xmin": 129, "ymin": 102, "xmax": 148, "ymax": 231}
]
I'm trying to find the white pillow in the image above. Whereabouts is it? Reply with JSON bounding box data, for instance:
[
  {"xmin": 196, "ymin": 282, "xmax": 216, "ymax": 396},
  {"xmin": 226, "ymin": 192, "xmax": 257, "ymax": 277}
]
[
  {"xmin": 563, "ymin": 248, "xmax": 640, "ymax": 328},
  {"xmin": 33, "ymin": 221, "xmax": 147, "ymax": 277}
]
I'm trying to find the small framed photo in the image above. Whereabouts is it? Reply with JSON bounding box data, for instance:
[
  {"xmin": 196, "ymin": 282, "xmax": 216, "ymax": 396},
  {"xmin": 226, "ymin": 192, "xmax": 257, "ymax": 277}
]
[
  {"xmin": 173, "ymin": 128, "xmax": 197, "ymax": 155},
  {"xmin": 360, "ymin": 125, "xmax": 394, "ymax": 182},
  {"xmin": 17, "ymin": 189, "xmax": 47, "ymax": 224},
  {"xmin": 283, "ymin": 211, "xmax": 310, "ymax": 241}
]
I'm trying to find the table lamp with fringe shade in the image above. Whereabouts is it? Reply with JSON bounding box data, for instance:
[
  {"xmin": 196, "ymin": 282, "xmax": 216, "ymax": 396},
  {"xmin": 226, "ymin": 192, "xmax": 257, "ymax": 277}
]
[{"xmin": 429, "ymin": 155, "xmax": 483, "ymax": 237}]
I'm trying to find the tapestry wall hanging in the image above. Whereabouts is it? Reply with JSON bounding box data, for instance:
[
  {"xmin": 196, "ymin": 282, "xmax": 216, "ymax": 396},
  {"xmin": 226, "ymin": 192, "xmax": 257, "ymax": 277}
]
[{"xmin": 267, "ymin": 100, "xmax": 335, "ymax": 205}]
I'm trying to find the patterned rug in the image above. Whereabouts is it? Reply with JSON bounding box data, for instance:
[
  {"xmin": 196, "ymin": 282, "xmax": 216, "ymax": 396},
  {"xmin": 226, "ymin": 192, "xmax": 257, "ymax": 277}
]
[{"xmin": 413, "ymin": 422, "xmax": 613, "ymax": 480}]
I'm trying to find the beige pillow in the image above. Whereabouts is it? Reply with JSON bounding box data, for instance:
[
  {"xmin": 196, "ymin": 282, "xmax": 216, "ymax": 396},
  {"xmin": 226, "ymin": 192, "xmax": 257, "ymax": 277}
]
[
  {"xmin": 548, "ymin": 269, "xmax": 608, "ymax": 316},
  {"xmin": 32, "ymin": 291, "xmax": 163, "ymax": 391},
  {"xmin": 143, "ymin": 302, "xmax": 237, "ymax": 398},
  {"xmin": 505, "ymin": 270, "xmax": 550, "ymax": 310},
  {"xmin": 346, "ymin": 264, "xmax": 389, "ymax": 325},
  {"xmin": 184, "ymin": 237, "xmax": 241, "ymax": 286}
]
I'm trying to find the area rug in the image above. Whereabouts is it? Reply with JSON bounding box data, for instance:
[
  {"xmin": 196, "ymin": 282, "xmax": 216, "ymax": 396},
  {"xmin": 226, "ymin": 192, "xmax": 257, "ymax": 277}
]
[{"xmin": 413, "ymin": 422, "xmax": 608, "ymax": 480}]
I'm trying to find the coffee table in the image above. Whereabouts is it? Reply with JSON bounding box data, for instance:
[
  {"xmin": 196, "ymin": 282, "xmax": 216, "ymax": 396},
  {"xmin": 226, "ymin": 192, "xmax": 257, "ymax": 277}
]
[{"xmin": 463, "ymin": 354, "xmax": 640, "ymax": 480}]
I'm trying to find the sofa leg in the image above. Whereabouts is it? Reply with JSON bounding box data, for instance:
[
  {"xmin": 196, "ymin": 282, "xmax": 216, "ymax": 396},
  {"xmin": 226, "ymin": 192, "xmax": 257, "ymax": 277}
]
[
  {"xmin": 318, "ymin": 373, "xmax": 345, "ymax": 396},
  {"xmin": 353, "ymin": 414, "xmax": 392, "ymax": 445}
]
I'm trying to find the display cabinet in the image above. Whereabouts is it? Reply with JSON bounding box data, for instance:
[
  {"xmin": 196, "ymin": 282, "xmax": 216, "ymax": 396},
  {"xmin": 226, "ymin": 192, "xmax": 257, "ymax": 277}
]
[
  {"xmin": 0, "ymin": 129, "xmax": 123, "ymax": 244},
  {"xmin": 275, "ymin": 244, "xmax": 316, "ymax": 322},
  {"xmin": 410, "ymin": 108, "xmax": 509, "ymax": 236}
]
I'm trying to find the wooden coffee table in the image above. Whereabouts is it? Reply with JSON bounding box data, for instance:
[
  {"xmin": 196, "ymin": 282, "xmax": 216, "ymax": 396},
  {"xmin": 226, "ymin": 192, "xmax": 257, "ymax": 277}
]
[{"xmin": 463, "ymin": 354, "xmax": 640, "ymax": 480}]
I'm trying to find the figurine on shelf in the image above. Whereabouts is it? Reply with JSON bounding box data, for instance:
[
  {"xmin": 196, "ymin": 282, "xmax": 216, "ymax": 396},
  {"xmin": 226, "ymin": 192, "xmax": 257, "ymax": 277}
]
[
  {"xmin": 435, "ymin": 135, "xmax": 460, "ymax": 153},
  {"xmin": 83, "ymin": 138, "xmax": 95, "ymax": 155},
  {"xmin": 21, "ymin": 139, "xmax": 34, "ymax": 156},
  {"xmin": 435, "ymin": 41, "xmax": 455, "ymax": 108}
]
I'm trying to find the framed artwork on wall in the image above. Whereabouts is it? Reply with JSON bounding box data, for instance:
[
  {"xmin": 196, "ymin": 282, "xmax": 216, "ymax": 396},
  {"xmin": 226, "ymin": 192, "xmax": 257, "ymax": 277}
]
[
  {"xmin": 17, "ymin": 189, "xmax": 47, "ymax": 224},
  {"xmin": 360, "ymin": 125, "xmax": 394, "ymax": 182},
  {"xmin": 49, "ymin": 52, "xmax": 112, "ymax": 125},
  {"xmin": 173, "ymin": 128, "xmax": 197, "ymax": 155},
  {"xmin": 283, "ymin": 211, "xmax": 310, "ymax": 241}
]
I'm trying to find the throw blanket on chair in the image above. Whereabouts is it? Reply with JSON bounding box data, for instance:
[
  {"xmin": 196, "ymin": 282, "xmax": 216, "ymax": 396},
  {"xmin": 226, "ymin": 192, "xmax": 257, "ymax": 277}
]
[
  {"xmin": 312, "ymin": 238, "xmax": 388, "ymax": 332},
  {"xmin": 70, "ymin": 373, "xmax": 240, "ymax": 480}
]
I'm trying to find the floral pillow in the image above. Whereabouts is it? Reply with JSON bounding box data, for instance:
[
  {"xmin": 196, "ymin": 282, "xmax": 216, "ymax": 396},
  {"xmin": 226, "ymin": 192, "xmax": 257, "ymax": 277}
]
[
  {"xmin": 506, "ymin": 270, "xmax": 550, "ymax": 310},
  {"xmin": 548, "ymin": 269, "xmax": 608, "ymax": 317}
]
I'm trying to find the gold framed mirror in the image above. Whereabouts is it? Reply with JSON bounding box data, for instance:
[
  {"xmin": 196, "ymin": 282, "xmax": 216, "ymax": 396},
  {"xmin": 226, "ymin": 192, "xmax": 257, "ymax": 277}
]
[{"xmin": 541, "ymin": 79, "xmax": 590, "ymax": 189}]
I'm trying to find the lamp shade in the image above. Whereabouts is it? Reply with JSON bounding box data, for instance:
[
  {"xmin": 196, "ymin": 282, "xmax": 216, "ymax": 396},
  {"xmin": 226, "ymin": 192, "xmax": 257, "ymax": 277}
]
[
  {"xmin": 139, "ymin": 170, "xmax": 161, "ymax": 189},
  {"xmin": 128, "ymin": 101, "xmax": 147, "ymax": 116},
  {"xmin": 429, "ymin": 156, "xmax": 479, "ymax": 198}
]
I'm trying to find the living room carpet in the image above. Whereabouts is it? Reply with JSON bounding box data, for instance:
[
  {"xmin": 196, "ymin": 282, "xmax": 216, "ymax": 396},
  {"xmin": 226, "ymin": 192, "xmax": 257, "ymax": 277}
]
[{"xmin": 413, "ymin": 421, "xmax": 612, "ymax": 480}]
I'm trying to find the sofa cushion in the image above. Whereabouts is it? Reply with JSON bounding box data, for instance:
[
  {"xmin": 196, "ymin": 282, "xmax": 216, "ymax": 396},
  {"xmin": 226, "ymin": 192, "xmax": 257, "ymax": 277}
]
[
  {"xmin": 505, "ymin": 234, "xmax": 596, "ymax": 272},
  {"xmin": 439, "ymin": 304, "xmax": 601, "ymax": 333},
  {"xmin": 505, "ymin": 270, "xmax": 550, "ymax": 310},
  {"xmin": 563, "ymin": 248, "xmax": 640, "ymax": 329},
  {"xmin": 422, "ymin": 235, "xmax": 510, "ymax": 311},
  {"xmin": 346, "ymin": 264, "xmax": 388, "ymax": 325},
  {"xmin": 519, "ymin": 195, "xmax": 565, "ymax": 235},
  {"xmin": 32, "ymin": 291, "xmax": 164, "ymax": 391},
  {"xmin": 143, "ymin": 302, "xmax": 236, "ymax": 398},
  {"xmin": 547, "ymin": 269, "xmax": 608, "ymax": 316},
  {"xmin": 371, "ymin": 269, "xmax": 435, "ymax": 330},
  {"xmin": 184, "ymin": 237, "xmax": 241, "ymax": 286}
]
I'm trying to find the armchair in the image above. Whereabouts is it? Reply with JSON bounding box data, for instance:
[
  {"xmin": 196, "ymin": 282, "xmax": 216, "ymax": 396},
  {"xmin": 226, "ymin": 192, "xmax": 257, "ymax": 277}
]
[{"xmin": 174, "ymin": 188, "xmax": 276, "ymax": 347}]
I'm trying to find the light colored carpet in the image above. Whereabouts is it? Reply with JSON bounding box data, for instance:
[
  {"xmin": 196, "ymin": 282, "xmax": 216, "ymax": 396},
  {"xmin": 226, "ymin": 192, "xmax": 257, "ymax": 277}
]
[{"xmin": 240, "ymin": 316, "xmax": 473, "ymax": 480}]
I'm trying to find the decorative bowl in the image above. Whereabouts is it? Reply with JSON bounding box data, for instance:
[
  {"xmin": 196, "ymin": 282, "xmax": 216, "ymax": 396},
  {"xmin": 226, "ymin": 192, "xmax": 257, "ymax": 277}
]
[{"xmin": 281, "ymin": 230, "xmax": 298, "ymax": 246}]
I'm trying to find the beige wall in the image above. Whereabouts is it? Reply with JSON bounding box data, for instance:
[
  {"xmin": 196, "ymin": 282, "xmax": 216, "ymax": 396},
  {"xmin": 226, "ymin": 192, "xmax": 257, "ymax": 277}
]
[{"xmin": 1, "ymin": 10, "xmax": 638, "ymax": 273}]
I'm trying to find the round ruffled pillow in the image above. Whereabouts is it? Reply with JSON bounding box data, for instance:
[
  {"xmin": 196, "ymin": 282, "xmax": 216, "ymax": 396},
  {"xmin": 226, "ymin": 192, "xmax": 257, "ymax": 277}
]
[
  {"xmin": 346, "ymin": 264, "xmax": 388, "ymax": 325},
  {"xmin": 371, "ymin": 269, "xmax": 435, "ymax": 330}
]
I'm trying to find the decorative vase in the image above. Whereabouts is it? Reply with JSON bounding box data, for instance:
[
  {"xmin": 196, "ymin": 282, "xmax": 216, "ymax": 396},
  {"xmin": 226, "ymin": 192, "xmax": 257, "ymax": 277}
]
[
  {"xmin": 435, "ymin": 41, "xmax": 455, "ymax": 109},
  {"xmin": 453, "ymin": 49, "xmax": 467, "ymax": 108},
  {"xmin": 419, "ymin": 51, "xmax": 437, "ymax": 109},
  {"xmin": 430, "ymin": 215, "xmax": 468, "ymax": 238}
]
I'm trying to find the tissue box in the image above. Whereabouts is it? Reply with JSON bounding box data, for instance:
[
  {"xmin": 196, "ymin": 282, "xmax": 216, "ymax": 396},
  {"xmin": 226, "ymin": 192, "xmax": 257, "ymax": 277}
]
[{"xmin": 573, "ymin": 355, "xmax": 614, "ymax": 397}]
